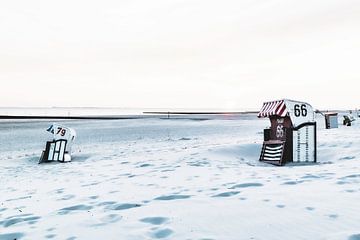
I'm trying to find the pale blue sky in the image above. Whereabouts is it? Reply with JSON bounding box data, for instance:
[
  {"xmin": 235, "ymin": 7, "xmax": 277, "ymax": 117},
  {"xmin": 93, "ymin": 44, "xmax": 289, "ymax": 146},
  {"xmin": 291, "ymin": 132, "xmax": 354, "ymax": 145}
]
[{"xmin": 1, "ymin": 0, "xmax": 359, "ymax": 109}]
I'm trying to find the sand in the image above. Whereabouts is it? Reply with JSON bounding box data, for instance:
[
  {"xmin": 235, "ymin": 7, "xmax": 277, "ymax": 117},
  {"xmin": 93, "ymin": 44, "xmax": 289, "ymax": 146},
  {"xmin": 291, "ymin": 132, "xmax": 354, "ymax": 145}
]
[{"xmin": 0, "ymin": 114, "xmax": 359, "ymax": 240}]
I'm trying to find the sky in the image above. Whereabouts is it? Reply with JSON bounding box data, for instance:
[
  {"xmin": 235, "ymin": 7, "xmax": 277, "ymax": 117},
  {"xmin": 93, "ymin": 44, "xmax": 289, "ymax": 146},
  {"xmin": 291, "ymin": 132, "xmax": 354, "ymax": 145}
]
[{"xmin": 1, "ymin": 0, "xmax": 360, "ymax": 110}]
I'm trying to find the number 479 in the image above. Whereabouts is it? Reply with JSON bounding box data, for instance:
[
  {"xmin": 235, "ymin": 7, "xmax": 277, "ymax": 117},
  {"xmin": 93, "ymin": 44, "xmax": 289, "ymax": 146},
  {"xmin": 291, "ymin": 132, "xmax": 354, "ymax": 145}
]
[{"xmin": 294, "ymin": 104, "xmax": 307, "ymax": 117}]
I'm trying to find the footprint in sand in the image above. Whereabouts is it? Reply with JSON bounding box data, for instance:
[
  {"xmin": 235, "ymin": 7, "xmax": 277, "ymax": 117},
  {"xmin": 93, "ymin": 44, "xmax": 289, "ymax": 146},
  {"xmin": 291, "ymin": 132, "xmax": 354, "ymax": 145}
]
[
  {"xmin": 212, "ymin": 191, "xmax": 240, "ymax": 198},
  {"xmin": 66, "ymin": 237, "xmax": 77, "ymax": 240},
  {"xmin": 301, "ymin": 174, "xmax": 321, "ymax": 180},
  {"xmin": 101, "ymin": 214, "xmax": 122, "ymax": 223},
  {"xmin": 59, "ymin": 194, "xmax": 75, "ymax": 201},
  {"xmin": 58, "ymin": 205, "xmax": 93, "ymax": 215},
  {"xmin": 45, "ymin": 234, "xmax": 57, "ymax": 239},
  {"xmin": 55, "ymin": 188, "xmax": 65, "ymax": 194},
  {"xmin": 47, "ymin": 227, "xmax": 56, "ymax": 232},
  {"xmin": 229, "ymin": 183, "xmax": 263, "ymax": 189},
  {"xmin": 97, "ymin": 201, "xmax": 117, "ymax": 206},
  {"xmin": 7, "ymin": 187, "xmax": 16, "ymax": 192},
  {"xmin": 346, "ymin": 189, "xmax": 355, "ymax": 193},
  {"xmin": 138, "ymin": 163, "xmax": 153, "ymax": 168},
  {"xmin": 88, "ymin": 195, "xmax": 99, "ymax": 200},
  {"xmin": 108, "ymin": 190, "xmax": 119, "ymax": 194},
  {"xmin": 92, "ymin": 214, "xmax": 123, "ymax": 227},
  {"xmin": 81, "ymin": 182, "xmax": 101, "ymax": 187},
  {"xmin": 154, "ymin": 195, "xmax": 191, "ymax": 201},
  {"xmin": 105, "ymin": 203, "xmax": 142, "ymax": 211},
  {"xmin": 337, "ymin": 181, "xmax": 348, "ymax": 185},
  {"xmin": 140, "ymin": 217, "xmax": 169, "ymax": 225},
  {"xmin": 282, "ymin": 180, "xmax": 304, "ymax": 185},
  {"xmin": 348, "ymin": 234, "xmax": 360, "ymax": 240},
  {"xmin": 339, "ymin": 174, "xmax": 360, "ymax": 182},
  {"xmin": 6, "ymin": 196, "xmax": 32, "ymax": 202},
  {"xmin": 0, "ymin": 214, "xmax": 41, "ymax": 228},
  {"xmin": 327, "ymin": 214, "xmax": 339, "ymax": 219},
  {"xmin": 151, "ymin": 228, "xmax": 174, "ymax": 239},
  {"xmin": 0, "ymin": 232, "xmax": 25, "ymax": 240},
  {"xmin": 222, "ymin": 182, "xmax": 236, "ymax": 187}
]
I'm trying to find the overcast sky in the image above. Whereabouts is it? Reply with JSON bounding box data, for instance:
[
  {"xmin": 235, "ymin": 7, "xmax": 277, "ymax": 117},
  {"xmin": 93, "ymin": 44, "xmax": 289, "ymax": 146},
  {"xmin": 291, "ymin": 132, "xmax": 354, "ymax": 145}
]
[{"xmin": 1, "ymin": 0, "xmax": 359, "ymax": 110}]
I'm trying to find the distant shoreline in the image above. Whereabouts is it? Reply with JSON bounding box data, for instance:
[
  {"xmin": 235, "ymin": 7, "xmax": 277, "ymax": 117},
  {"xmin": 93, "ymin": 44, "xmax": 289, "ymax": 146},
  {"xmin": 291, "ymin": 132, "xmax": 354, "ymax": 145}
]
[
  {"xmin": 0, "ymin": 115, "xmax": 142, "ymax": 120},
  {"xmin": 143, "ymin": 111, "xmax": 258, "ymax": 115},
  {"xmin": 0, "ymin": 112, "xmax": 259, "ymax": 120}
]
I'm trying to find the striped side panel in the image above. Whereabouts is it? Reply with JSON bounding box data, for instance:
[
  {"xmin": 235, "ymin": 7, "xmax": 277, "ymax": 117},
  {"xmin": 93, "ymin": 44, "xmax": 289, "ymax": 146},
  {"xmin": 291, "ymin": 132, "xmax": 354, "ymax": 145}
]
[{"xmin": 261, "ymin": 143, "xmax": 284, "ymax": 162}]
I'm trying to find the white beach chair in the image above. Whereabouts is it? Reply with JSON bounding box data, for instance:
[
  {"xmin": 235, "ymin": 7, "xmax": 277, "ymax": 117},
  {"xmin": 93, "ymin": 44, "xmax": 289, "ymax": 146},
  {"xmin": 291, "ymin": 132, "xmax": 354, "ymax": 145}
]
[{"xmin": 39, "ymin": 124, "xmax": 76, "ymax": 163}]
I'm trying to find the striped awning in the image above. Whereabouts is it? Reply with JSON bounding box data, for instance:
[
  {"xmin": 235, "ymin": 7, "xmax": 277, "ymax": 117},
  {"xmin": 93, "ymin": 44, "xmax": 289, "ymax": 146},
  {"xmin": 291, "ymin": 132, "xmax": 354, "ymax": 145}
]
[{"xmin": 258, "ymin": 100, "xmax": 288, "ymax": 118}]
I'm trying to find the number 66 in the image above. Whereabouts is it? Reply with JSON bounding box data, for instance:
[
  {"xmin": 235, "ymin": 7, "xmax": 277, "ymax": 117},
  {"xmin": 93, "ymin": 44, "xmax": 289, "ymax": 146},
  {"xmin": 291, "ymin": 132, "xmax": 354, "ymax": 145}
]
[
  {"xmin": 294, "ymin": 104, "xmax": 307, "ymax": 117},
  {"xmin": 276, "ymin": 125, "xmax": 284, "ymax": 138}
]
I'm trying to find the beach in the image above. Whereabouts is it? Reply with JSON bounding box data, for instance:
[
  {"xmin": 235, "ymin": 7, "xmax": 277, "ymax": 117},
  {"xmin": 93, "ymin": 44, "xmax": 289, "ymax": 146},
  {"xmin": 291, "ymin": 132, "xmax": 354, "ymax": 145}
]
[{"xmin": 0, "ymin": 114, "xmax": 360, "ymax": 240}]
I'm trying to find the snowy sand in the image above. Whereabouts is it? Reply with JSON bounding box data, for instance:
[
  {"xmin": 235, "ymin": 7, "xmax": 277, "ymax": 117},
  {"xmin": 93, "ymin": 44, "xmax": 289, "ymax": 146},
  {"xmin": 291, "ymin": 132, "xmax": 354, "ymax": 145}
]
[{"xmin": 0, "ymin": 114, "xmax": 360, "ymax": 240}]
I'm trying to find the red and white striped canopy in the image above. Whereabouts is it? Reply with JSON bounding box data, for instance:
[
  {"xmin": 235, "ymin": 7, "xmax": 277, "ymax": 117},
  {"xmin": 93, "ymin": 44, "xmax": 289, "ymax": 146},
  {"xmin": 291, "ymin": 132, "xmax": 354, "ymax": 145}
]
[{"xmin": 258, "ymin": 100, "xmax": 288, "ymax": 118}]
